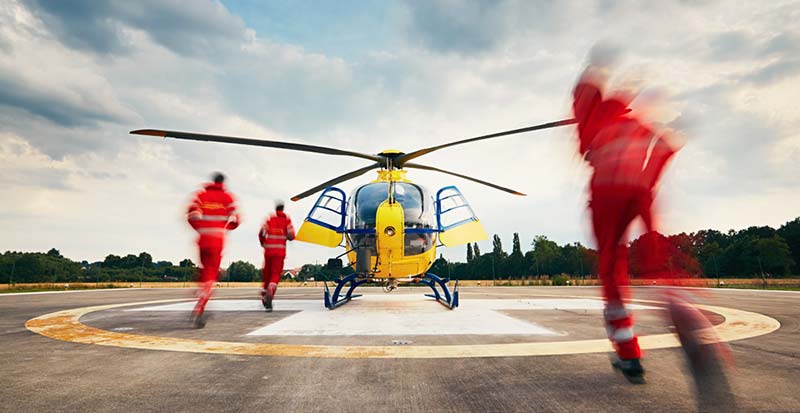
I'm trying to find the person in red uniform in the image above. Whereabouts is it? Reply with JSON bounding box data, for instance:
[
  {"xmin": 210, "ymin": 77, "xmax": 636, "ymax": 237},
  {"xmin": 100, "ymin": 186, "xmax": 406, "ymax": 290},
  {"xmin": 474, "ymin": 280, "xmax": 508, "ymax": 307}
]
[
  {"xmin": 258, "ymin": 201, "xmax": 295, "ymax": 312},
  {"xmin": 572, "ymin": 66, "xmax": 678, "ymax": 383},
  {"xmin": 187, "ymin": 172, "xmax": 240, "ymax": 327}
]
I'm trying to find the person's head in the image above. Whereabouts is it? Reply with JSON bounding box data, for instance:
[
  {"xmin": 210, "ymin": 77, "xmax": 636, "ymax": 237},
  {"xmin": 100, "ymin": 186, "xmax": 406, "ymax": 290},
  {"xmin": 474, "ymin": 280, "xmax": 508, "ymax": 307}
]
[
  {"xmin": 275, "ymin": 200, "xmax": 285, "ymax": 212},
  {"xmin": 211, "ymin": 172, "xmax": 225, "ymax": 184}
]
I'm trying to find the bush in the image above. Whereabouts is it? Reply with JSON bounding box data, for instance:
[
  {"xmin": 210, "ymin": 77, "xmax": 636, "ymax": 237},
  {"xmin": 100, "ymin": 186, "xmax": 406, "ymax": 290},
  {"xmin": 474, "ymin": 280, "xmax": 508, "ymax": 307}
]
[{"xmin": 552, "ymin": 274, "xmax": 569, "ymax": 286}]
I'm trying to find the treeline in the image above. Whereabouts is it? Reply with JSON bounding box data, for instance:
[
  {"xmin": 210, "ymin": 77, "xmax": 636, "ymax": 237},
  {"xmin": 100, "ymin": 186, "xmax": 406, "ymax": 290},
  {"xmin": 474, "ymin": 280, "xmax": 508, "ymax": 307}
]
[
  {"xmin": 629, "ymin": 219, "xmax": 799, "ymax": 278},
  {"xmin": 2, "ymin": 217, "xmax": 798, "ymax": 284},
  {"xmin": 431, "ymin": 217, "xmax": 799, "ymax": 280},
  {"xmin": 0, "ymin": 249, "xmax": 198, "ymax": 284},
  {"xmin": 225, "ymin": 262, "xmax": 351, "ymax": 282},
  {"xmin": 429, "ymin": 234, "xmax": 599, "ymax": 280}
]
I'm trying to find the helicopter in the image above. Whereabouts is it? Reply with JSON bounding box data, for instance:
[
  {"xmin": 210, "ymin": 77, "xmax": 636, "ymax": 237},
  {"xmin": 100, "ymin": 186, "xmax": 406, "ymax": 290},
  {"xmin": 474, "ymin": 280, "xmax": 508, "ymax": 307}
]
[{"xmin": 131, "ymin": 117, "xmax": 575, "ymax": 309}]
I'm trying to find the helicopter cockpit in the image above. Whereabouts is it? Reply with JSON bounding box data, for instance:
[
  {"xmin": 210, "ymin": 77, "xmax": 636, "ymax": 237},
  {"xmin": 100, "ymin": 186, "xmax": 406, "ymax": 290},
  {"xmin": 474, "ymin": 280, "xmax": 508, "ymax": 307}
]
[{"xmin": 348, "ymin": 182, "xmax": 435, "ymax": 257}]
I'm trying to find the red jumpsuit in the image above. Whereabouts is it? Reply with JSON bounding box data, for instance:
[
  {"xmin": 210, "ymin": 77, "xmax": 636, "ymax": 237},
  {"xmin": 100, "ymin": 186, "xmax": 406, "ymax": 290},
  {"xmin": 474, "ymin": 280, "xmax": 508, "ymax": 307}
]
[
  {"xmin": 187, "ymin": 182, "xmax": 240, "ymax": 315},
  {"xmin": 573, "ymin": 75, "xmax": 676, "ymax": 361},
  {"xmin": 258, "ymin": 211, "xmax": 295, "ymax": 299}
]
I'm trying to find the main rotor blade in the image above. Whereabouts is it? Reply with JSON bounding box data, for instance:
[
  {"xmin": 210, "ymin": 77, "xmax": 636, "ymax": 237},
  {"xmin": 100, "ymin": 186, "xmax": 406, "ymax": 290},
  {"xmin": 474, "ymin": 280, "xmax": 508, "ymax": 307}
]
[
  {"xmin": 404, "ymin": 162, "xmax": 526, "ymax": 196},
  {"xmin": 130, "ymin": 129, "xmax": 383, "ymax": 163},
  {"xmin": 291, "ymin": 163, "xmax": 380, "ymax": 202},
  {"xmin": 396, "ymin": 118, "xmax": 577, "ymax": 166}
]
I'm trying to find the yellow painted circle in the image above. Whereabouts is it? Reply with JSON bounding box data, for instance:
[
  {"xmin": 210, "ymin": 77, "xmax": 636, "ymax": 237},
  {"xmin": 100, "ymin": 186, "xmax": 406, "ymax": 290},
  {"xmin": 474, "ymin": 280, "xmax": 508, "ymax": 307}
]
[{"xmin": 25, "ymin": 297, "xmax": 780, "ymax": 359}]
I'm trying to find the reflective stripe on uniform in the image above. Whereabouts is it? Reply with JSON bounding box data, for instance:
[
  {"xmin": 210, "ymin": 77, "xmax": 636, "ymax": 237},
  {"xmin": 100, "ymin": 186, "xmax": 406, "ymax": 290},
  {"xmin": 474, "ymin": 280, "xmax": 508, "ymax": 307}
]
[
  {"xmin": 611, "ymin": 327, "xmax": 635, "ymax": 343},
  {"xmin": 604, "ymin": 304, "xmax": 630, "ymax": 321},
  {"xmin": 198, "ymin": 215, "xmax": 230, "ymax": 222},
  {"xmin": 197, "ymin": 228, "xmax": 226, "ymax": 235},
  {"xmin": 263, "ymin": 245, "xmax": 285, "ymax": 249},
  {"xmin": 266, "ymin": 235, "xmax": 285, "ymax": 240}
]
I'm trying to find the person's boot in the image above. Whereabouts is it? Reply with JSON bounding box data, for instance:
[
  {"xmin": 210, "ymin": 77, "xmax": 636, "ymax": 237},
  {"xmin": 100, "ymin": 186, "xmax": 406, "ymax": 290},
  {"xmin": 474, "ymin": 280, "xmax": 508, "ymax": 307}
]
[
  {"xmin": 611, "ymin": 355, "xmax": 646, "ymax": 384},
  {"xmin": 190, "ymin": 311, "xmax": 207, "ymax": 329},
  {"xmin": 261, "ymin": 292, "xmax": 272, "ymax": 312}
]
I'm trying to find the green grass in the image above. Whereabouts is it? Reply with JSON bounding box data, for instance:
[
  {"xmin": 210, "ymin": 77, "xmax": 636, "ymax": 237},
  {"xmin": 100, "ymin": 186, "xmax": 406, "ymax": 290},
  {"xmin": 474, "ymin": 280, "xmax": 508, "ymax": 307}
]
[{"xmin": 715, "ymin": 284, "xmax": 800, "ymax": 291}]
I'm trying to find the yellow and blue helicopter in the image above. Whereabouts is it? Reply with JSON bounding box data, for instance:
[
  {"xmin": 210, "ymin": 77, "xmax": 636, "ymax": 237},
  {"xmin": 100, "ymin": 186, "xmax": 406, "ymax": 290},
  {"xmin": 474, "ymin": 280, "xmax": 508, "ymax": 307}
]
[{"xmin": 131, "ymin": 118, "xmax": 574, "ymax": 309}]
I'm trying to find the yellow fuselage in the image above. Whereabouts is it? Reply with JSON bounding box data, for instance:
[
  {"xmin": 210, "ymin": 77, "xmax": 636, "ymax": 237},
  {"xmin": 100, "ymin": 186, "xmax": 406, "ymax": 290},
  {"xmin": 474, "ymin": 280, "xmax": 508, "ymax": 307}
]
[{"xmin": 346, "ymin": 170, "xmax": 436, "ymax": 279}]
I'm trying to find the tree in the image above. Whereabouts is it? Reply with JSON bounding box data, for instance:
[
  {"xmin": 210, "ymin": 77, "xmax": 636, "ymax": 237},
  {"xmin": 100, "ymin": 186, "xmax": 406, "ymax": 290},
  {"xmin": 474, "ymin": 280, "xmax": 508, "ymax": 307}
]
[
  {"xmin": 138, "ymin": 252, "xmax": 153, "ymax": 269},
  {"xmin": 120, "ymin": 254, "xmax": 139, "ymax": 269},
  {"xmin": 104, "ymin": 254, "xmax": 122, "ymax": 269},
  {"xmin": 466, "ymin": 243, "xmax": 474, "ymax": 263},
  {"xmin": 492, "ymin": 234, "xmax": 505, "ymax": 256},
  {"xmin": 578, "ymin": 244, "xmax": 598, "ymax": 276},
  {"xmin": 530, "ymin": 235, "xmax": 560, "ymax": 276},
  {"xmin": 47, "ymin": 248, "xmax": 62, "ymax": 258},
  {"xmin": 509, "ymin": 233, "xmax": 524, "ymax": 277},
  {"xmin": 179, "ymin": 259, "xmax": 195, "ymax": 268},
  {"xmin": 430, "ymin": 254, "xmax": 449, "ymax": 276},
  {"xmin": 753, "ymin": 236, "xmax": 794, "ymax": 277},
  {"xmin": 227, "ymin": 261, "xmax": 259, "ymax": 282},
  {"xmin": 778, "ymin": 218, "xmax": 800, "ymax": 273},
  {"xmin": 473, "ymin": 243, "xmax": 481, "ymax": 257}
]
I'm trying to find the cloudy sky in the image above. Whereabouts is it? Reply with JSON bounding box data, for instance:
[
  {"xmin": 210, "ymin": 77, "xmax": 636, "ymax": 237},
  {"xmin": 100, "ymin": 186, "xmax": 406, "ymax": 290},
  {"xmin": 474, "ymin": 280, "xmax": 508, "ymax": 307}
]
[{"xmin": 2, "ymin": 0, "xmax": 799, "ymax": 268}]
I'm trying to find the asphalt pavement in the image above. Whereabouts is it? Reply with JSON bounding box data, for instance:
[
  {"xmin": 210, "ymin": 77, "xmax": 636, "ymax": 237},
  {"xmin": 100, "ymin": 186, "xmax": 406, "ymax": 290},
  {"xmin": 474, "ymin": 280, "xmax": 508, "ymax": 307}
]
[{"xmin": 1, "ymin": 286, "xmax": 797, "ymax": 412}]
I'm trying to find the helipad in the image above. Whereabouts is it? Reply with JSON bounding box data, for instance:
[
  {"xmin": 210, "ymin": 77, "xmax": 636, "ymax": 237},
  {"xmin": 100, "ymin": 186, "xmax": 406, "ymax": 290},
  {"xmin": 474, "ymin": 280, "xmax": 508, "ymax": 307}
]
[{"xmin": 25, "ymin": 293, "xmax": 780, "ymax": 359}]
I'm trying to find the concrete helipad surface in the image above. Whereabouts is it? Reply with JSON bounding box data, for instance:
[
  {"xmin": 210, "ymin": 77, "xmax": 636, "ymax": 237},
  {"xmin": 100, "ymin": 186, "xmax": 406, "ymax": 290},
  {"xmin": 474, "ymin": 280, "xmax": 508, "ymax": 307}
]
[{"xmin": 2, "ymin": 286, "xmax": 798, "ymax": 412}]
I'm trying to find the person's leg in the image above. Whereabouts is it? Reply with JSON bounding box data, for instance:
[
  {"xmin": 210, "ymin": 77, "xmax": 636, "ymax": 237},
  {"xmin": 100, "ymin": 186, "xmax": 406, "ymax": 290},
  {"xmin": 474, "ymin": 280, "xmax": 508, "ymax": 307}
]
[
  {"xmin": 267, "ymin": 255, "xmax": 284, "ymax": 300},
  {"xmin": 261, "ymin": 254, "xmax": 273, "ymax": 311},
  {"xmin": 591, "ymin": 188, "xmax": 643, "ymax": 382},
  {"xmin": 261, "ymin": 254, "xmax": 271, "ymax": 297},
  {"xmin": 666, "ymin": 286, "xmax": 736, "ymax": 409},
  {"xmin": 193, "ymin": 247, "xmax": 222, "ymax": 326}
]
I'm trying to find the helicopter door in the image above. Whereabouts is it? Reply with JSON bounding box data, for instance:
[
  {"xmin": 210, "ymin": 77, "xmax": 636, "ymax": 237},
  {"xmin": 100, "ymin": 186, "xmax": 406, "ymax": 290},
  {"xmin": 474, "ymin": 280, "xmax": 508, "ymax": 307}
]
[
  {"xmin": 435, "ymin": 186, "xmax": 488, "ymax": 247},
  {"xmin": 295, "ymin": 187, "xmax": 346, "ymax": 248}
]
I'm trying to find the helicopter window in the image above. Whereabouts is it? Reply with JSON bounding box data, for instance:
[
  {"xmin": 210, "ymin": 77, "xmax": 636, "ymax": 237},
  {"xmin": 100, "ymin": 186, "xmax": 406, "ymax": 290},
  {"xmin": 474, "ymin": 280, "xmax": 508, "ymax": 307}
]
[
  {"xmin": 350, "ymin": 182, "xmax": 435, "ymax": 256},
  {"xmin": 352, "ymin": 183, "xmax": 386, "ymax": 228},
  {"xmin": 437, "ymin": 188, "xmax": 476, "ymax": 229},
  {"xmin": 308, "ymin": 192, "xmax": 345, "ymax": 230}
]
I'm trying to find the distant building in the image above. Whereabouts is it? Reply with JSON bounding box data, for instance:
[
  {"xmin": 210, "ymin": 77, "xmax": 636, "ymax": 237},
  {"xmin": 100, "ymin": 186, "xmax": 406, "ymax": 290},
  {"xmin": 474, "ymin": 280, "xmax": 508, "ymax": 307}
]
[{"xmin": 282, "ymin": 268, "xmax": 301, "ymax": 280}]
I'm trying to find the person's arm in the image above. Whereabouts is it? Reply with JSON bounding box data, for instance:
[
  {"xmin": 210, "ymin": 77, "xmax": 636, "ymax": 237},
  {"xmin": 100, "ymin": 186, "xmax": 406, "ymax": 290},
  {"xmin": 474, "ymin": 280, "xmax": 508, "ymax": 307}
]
[
  {"xmin": 643, "ymin": 132, "xmax": 680, "ymax": 190},
  {"xmin": 224, "ymin": 193, "xmax": 240, "ymax": 230},
  {"xmin": 259, "ymin": 223, "xmax": 268, "ymax": 247},
  {"xmin": 187, "ymin": 193, "xmax": 202, "ymax": 230},
  {"xmin": 286, "ymin": 216, "xmax": 295, "ymax": 241}
]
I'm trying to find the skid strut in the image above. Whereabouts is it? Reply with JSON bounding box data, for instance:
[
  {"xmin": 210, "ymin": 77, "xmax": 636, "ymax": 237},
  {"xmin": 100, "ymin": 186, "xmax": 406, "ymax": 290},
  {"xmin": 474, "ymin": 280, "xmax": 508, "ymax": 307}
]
[
  {"xmin": 324, "ymin": 273, "xmax": 367, "ymax": 309},
  {"xmin": 323, "ymin": 273, "xmax": 459, "ymax": 310},
  {"xmin": 419, "ymin": 273, "xmax": 459, "ymax": 309}
]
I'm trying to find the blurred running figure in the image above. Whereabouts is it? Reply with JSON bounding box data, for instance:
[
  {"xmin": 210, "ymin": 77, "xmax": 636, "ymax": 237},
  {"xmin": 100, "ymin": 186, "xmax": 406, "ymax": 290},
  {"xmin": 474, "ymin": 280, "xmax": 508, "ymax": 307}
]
[
  {"xmin": 573, "ymin": 60, "xmax": 735, "ymax": 410},
  {"xmin": 258, "ymin": 201, "xmax": 295, "ymax": 312},
  {"xmin": 572, "ymin": 65, "xmax": 678, "ymax": 383},
  {"xmin": 187, "ymin": 172, "xmax": 240, "ymax": 328}
]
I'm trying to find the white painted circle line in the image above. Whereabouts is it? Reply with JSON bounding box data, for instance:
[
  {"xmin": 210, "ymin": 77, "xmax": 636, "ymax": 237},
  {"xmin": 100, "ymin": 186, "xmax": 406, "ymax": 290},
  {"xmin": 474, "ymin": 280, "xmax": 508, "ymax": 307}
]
[{"xmin": 25, "ymin": 296, "xmax": 780, "ymax": 359}]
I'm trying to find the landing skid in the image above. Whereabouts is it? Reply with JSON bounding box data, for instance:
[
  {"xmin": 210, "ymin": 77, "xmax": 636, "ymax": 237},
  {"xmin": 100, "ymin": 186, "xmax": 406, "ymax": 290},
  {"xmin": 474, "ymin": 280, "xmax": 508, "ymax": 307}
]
[
  {"xmin": 419, "ymin": 273, "xmax": 459, "ymax": 309},
  {"xmin": 322, "ymin": 272, "xmax": 459, "ymax": 310},
  {"xmin": 323, "ymin": 273, "xmax": 367, "ymax": 309}
]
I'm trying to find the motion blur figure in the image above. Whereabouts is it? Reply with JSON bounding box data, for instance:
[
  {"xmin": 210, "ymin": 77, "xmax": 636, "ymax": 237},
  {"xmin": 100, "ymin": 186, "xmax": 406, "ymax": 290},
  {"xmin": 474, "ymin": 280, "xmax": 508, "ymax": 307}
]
[
  {"xmin": 573, "ymin": 58, "xmax": 735, "ymax": 410},
  {"xmin": 187, "ymin": 172, "xmax": 240, "ymax": 328},
  {"xmin": 258, "ymin": 201, "xmax": 295, "ymax": 312}
]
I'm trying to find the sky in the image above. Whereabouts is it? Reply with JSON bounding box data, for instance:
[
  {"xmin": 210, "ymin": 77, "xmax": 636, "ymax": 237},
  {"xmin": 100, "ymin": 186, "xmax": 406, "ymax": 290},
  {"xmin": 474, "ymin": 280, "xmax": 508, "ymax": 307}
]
[{"xmin": 1, "ymin": 0, "xmax": 799, "ymax": 268}]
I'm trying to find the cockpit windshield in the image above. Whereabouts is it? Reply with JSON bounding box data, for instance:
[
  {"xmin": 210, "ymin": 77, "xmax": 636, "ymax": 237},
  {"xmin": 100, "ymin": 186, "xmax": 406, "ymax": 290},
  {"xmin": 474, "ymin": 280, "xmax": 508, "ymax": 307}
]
[{"xmin": 348, "ymin": 182, "xmax": 435, "ymax": 256}]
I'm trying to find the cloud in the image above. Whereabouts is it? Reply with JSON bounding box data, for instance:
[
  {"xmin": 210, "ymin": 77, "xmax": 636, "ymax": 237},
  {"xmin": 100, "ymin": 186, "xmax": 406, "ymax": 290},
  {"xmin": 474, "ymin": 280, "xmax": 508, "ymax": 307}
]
[
  {"xmin": 402, "ymin": 0, "xmax": 513, "ymax": 54},
  {"xmin": 743, "ymin": 59, "xmax": 800, "ymax": 85},
  {"xmin": 26, "ymin": 0, "xmax": 247, "ymax": 57},
  {"xmin": 708, "ymin": 30, "xmax": 760, "ymax": 61},
  {"xmin": 1, "ymin": 0, "xmax": 799, "ymax": 268},
  {"xmin": 0, "ymin": 71, "xmax": 132, "ymax": 127}
]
